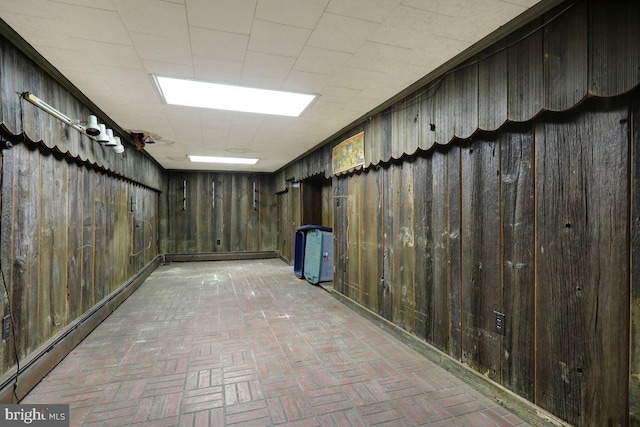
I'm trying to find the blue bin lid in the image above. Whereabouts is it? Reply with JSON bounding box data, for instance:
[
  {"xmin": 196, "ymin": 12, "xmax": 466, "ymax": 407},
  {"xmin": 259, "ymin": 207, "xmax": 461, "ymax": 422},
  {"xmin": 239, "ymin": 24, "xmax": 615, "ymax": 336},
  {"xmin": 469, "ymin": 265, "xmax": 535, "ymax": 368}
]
[{"xmin": 296, "ymin": 224, "xmax": 332, "ymax": 232}]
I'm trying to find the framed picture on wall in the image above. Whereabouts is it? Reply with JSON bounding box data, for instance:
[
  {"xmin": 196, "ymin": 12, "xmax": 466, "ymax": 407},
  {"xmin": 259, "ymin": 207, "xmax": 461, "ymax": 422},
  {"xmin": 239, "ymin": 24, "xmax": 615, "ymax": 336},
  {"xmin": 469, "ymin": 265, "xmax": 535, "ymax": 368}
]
[{"xmin": 332, "ymin": 131, "xmax": 365, "ymax": 174}]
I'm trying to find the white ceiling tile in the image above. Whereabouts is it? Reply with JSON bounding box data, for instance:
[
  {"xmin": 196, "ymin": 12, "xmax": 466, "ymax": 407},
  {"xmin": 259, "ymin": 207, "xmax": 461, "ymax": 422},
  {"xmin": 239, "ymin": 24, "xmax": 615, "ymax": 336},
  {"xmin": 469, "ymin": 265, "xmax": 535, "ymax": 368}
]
[
  {"xmin": 193, "ymin": 56, "xmax": 242, "ymax": 83},
  {"xmin": 255, "ymin": 0, "xmax": 328, "ymax": 29},
  {"xmin": 70, "ymin": 39, "xmax": 143, "ymax": 69},
  {"xmin": 347, "ymin": 41, "xmax": 414, "ymax": 73},
  {"xmin": 240, "ymin": 75, "xmax": 286, "ymax": 90},
  {"xmin": 369, "ymin": 5, "xmax": 453, "ymax": 49},
  {"xmin": 319, "ymin": 86, "xmax": 362, "ymax": 104},
  {"xmin": 56, "ymin": 3, "xmax": 131, "ymax": 45},
  {"xmin": 326, "ymin": 0, "xmax": 402, "ymax": 23},
  {"xmin": 282, "ymin": 70, "xmax": 331, "ymax": 93},
  {"xmin": 328, "ymin": 66, "xmax": 388, "ymax": 90},
  {"xmin": 248, "ymin": 20, "xmax": 311, "ymax": 57},
  {"xmin": 35, "ymin": 46, "xmax": 99, "ymax": 74},
  {"xmin": 143, "ymin": 60, "xmax": 195, "ymax": 79},
  {"xmin": 186, "ymin": 0, "xmax": 257, "ymax": 34},
  {"xmin": 190, "ymin": 27, "xmax": 249, "ymax": 62},
  {"xmin": 293, "ymin": 46, "xmax": 352, "ymax": 75},
  {"xmin": 0, "ymin": 0, "xmax": 60, "ymax": 19},
  {"xmin": 243, "ymin": 51, "xmax": 295, "ymax": 80},
  {"xmin": 115, "ymin": 0, "xmax": 188, "ymax": 39},
  {"xmin": 307, "ymin": 13, "xmax": 379, "ymax": 53},
  {"xmin": 129, "ymin": 31, "xmax": 192, "ymax": 65}
]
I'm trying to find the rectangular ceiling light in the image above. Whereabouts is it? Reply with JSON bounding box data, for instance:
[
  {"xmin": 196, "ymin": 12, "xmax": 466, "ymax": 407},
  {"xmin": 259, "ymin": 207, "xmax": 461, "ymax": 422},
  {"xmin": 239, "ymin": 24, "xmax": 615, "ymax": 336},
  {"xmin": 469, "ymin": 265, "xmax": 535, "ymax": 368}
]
[
  {"xmin": 188, "ymin": 155, "xmax": 259, "ymax": 165},
  {"xmin": 154, "ymin": 75, "xmax": 316, "ymax": 117}
]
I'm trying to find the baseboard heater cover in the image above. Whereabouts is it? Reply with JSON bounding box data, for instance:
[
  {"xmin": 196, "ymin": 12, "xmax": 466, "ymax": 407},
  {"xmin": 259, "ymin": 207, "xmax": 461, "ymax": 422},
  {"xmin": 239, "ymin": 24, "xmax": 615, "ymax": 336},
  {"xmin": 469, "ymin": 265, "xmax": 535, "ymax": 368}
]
[{"xmin": 163, "ymin": 251, "xmax": 278, "ymax": 262}]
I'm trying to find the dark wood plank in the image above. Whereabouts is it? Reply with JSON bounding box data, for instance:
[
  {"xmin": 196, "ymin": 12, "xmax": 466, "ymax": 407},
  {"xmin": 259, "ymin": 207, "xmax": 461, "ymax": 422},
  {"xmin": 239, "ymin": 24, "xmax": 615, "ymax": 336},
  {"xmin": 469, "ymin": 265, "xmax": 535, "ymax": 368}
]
[
  {"xmin": 93, "ymin": 172, "xmax": 106, "ymax": 302},
  {"xmin": 631, "ymin": 93, "xmax": 640, "ymax": 426},
  {"xmin": 478, "ymin": 41, "xmax": 508, "ymax": 131},
  {"xmin": 453, "ymin": 60, "xmax": 478, "ymax": 140},
  {"xmin": 543, "ymin": 1, "xmax": 588, "ymax": 111},
  {"xmin": 332, "ymin": 176, "xmax": 348, "ymax": 295},
  {"xmin": 434, "ymin": 73, "xmax": 456, "ymax": 146},
  {"xmin": 460, "ymin": 139, "xmax": 501, "ymax": 382},
  {"xmin": 430, "ymin": 150, "xmax": 449, "ymax": 352},
  {"xmin": 447, "ymin": 146, "xmax": 462, "ymax": 360},
  {"xmin": 0, "ymin": 136, "xmax": 15, "ymax": 373},
  {"xmin": 588, "ymin": 0, "xmax": 640, "ymax": 97},
  {"xmin": 247, "ymin": 177, "xmax": 260, "ymax": 252},
  {"xmin": 10, "ymin": 143, "xmax": 40, "ymax": 357},
  {"xmin": 346, "ymin": 172, "xmax": 362, "ymax": 303},
  {"xmin": 507, "ymin": 19, "xmax": 544, "ymax": 122},
  {"xmin": 500, "ymin": 130, "xmax": 534, "ymax": 401},
  {"xmin": 390, "ymin": 161, "xmax": 416, "ymax": 333},
  {"xmin": 412, "ymin": 155, "xmax": 430, "ymax": 342},
  {"xmin": 81, "ymin": 166, "xmax": 95, "ymax": 314},
  {"xmin": 381, "ymin": 166, "xmax": 392, "ymax": 321},
  {"xmin": 534, "ymin": 104, "xmax": 629, "ymax": 426},
  {"xmin": 66, "ymin": 162, "xmax": 83, "ymax": 322}
]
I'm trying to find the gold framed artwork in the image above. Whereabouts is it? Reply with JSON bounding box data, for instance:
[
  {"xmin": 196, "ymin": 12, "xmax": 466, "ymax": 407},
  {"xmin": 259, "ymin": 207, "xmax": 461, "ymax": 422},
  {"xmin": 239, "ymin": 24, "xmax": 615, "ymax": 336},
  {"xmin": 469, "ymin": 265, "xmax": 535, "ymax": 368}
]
[{"xmin": 332, "ymin": 131, "xmax": 365, "ymax": 174}]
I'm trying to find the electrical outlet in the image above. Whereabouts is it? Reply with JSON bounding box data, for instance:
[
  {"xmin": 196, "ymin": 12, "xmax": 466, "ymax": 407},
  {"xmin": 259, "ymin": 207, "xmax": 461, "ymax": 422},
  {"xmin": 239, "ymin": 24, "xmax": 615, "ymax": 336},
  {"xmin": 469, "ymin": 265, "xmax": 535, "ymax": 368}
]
[
  {"xmin": 2, "ymin": 315, "xmax": 11, "ymax": 340},
  {"xmin": 494, "ymin": 311, "xmax": 506, "ymax": 336}
]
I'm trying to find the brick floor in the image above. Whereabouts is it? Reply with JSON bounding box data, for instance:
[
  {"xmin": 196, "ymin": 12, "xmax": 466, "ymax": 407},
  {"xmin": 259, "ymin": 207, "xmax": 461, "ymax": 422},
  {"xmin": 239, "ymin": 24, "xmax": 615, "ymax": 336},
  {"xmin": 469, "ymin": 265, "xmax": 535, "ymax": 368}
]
[{"xmin": 24, "ymin": 259, "xmax": 531, "ymax": 426}]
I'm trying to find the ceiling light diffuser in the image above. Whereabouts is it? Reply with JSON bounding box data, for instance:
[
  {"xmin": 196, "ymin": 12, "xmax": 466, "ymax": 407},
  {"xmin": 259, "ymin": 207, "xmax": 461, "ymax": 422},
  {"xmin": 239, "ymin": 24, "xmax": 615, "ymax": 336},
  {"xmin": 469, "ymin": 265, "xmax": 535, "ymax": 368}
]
[
  {"xmin": 188, "ymin": 155, "xmax": 259, "ymax": 165},
  {"xmin": 154, "ymin": 75, "xmax": 315, "ymax": 117}
]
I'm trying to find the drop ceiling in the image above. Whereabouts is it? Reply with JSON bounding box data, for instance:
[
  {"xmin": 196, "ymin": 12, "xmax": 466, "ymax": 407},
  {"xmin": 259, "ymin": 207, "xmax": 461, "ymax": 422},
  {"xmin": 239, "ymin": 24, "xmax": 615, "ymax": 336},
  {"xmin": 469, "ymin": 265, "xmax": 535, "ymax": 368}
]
[{"xmin": 0, "ymin": 0, "xmax": 543, "ymax": 172}]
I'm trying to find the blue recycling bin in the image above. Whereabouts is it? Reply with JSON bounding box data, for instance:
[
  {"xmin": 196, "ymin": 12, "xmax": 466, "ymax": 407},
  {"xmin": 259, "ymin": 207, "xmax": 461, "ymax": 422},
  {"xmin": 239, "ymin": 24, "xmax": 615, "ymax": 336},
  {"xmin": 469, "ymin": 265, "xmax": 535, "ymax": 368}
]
[
  {"xmin": 294, "ymin": 225, "xmax": 331, "ymax": 278},
  {"xmin": 303, "ymin": 229, "xmax": 333, "ymax": 284}
]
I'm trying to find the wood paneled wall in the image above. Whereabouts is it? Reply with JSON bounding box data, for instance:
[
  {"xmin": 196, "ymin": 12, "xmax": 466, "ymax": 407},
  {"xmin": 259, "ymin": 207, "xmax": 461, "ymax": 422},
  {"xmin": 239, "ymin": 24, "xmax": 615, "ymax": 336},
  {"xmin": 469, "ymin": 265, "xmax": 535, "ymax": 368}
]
[
  {"xmin": 163, "ymin": 172, "xmax": 276, "ymax": 254},
  {"xmin": 0, "ymin": 29, "xmax": 164, "ymax": 384},
  {"xmin": 332, "ymin": 100, "xmax": 630, "ymax": 425},
  {"xmin": 0, "ymin": 140, "xmax": 160, "ymax": 376}
]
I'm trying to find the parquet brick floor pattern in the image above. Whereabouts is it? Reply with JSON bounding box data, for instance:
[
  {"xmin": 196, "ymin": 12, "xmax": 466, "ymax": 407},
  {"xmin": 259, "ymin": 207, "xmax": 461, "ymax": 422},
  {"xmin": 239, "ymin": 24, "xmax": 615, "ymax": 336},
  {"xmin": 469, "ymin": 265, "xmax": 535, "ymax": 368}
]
[{"xmin": 24, "ymin": 259, "xmax": 529, "ymax": 427}]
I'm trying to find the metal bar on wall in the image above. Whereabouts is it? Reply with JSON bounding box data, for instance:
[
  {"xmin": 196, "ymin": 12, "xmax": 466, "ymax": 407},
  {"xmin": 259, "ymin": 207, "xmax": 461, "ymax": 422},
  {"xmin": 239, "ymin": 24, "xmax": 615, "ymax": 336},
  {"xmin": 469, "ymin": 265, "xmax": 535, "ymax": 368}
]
[{"xmin": 182, "ymin": 180, "xmax": 186, "ymax": 211}]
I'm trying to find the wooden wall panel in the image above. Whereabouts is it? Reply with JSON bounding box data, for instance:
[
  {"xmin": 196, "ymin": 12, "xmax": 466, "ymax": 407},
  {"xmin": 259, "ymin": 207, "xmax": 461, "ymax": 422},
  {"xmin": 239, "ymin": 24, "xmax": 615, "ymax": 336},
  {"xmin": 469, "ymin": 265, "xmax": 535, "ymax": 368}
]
[
  {"xmin": 631, "ymin": 93, "xmax": 640, "ymax": 425},
  {"xmin": 508, "ymin": 19, "xmax": 544, "ymax": 122},
  {"xmin": 534, "ymin": 105, "xmax": 629, "ymax": 426},
  {"xmin": 0, "ymin": 140, "xmax": 161, "ymax": 377},
  {"xmin": 346, "ymin": 173, "xmax": 362, "ymax": 303},
  {"xmin": 460, "ymin": 139, "xmax": 501, "ymax": 381},
  {"xmin": 447, "ymin": 146, "xmax": 462, "ymax": 360},
  {"xmin": 332, "ymin": 176, "xmax": 348, "ymax": 295},
  {"xmin": 66, "ymin": 162, "xmax": 83, "ymax": 321},
  {"xmin": 387, "ymin": 162, "xmax": 416, "ymax": 332},
  {"xmin": 588, "ymin": 0, "xmax": 640, "ymax": 97},
  {"xmin": 11, "ymin": 143, "xmax": 40, "ymax": 356},
  {"xmin": 544, "ymin": 1, "xmax": 588, "ymax": 111},
  {"xmin": 478, "ymin": 42, "xmax": 508, "ymax": 131},
  {"xmin": 258, "ymin": 178, "xmax": 277, "ymax": 251},
  {"xmin": 412, "ymin": 156, "xmax": 430, "ymax": 343},
  {"xmin": 93, "ymin": 172, "xmax": 106, "ymax": 302},
  {"xmin": 500, "ymin": 130, "xmax": 535, "ymax": 400},
  {"xmin": 164, "ymin": 172, "xmax": 276, "ymax": 255},
  {"xmin": 453, "ymin": 62, "xmax": 478, "ymax": 140},
  {"xmin": 39, "ymin": 151, "xmax": 68, "ymax": 336},
  {"xmin": 81, "ymin": 168, "xmax": 95, "ymax": 315},
  {"xmin": 429, "ymin": 151, "xmax": 449, "ymax": 352},
  {"xmin": 352, "ymin": 170, "xmax": 383, "ymax": 311}
]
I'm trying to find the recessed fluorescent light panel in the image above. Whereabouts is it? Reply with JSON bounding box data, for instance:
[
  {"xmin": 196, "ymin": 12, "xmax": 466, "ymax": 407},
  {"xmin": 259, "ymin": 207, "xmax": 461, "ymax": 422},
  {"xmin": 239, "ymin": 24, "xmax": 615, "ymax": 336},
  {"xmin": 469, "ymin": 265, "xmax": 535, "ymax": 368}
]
[
  {"xmin": 188, "ymin": 155, "xmax": 259, "ymax": 165},
  {"xmin": 154, "ymin": 76, "xmax": 315, "ymax": 117}
]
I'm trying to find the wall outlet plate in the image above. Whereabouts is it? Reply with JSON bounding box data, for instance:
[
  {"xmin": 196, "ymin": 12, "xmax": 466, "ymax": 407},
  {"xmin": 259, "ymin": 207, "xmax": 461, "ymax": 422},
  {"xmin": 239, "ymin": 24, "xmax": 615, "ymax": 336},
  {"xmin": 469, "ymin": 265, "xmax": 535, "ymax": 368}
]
[
  {"xmin": 2, "ymin": 314, "xmax": 11, "ymax": 340},
  {"xmin": 494, "ymin": 311, "xmax": 506, "ymax": 336}
]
